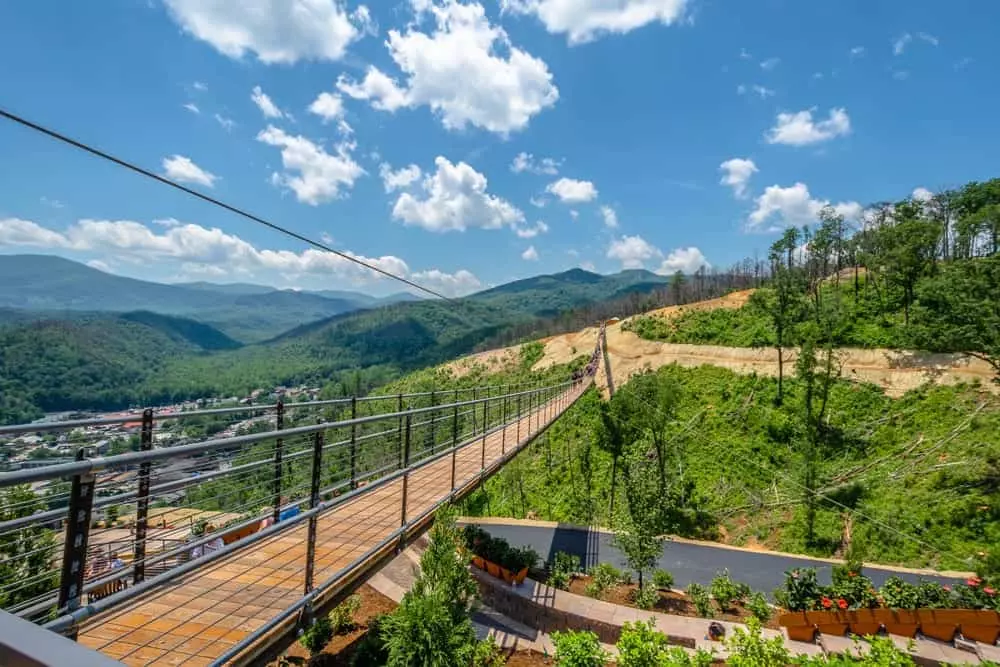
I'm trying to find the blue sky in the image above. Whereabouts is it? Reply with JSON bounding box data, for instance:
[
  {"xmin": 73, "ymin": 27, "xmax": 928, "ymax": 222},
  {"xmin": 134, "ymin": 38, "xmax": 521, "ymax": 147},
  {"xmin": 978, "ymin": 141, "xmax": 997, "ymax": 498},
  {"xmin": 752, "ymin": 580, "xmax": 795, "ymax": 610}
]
[{"xmin": 0, "ymin": 0, "xmax": 996, "ymax": 297}]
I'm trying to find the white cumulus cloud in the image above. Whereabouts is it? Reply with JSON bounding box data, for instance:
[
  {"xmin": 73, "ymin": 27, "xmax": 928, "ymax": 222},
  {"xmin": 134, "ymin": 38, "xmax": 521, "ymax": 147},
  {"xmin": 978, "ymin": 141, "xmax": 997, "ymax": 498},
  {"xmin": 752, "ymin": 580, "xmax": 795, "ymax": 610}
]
[
  {"xmin": 336, "ymin": 0, "xmax": 558, "ymax": 134},
  {"xmin": 308, "ymin": 91, "xmax": 345, "ymax": 122},
  {"xmin": 0, "ymin": 216, "xmax": 480, "ymax": 295},
  {"xmin": 546, "ymin": 177, "xmax": 597, "ymax": 204},
  {"xmin": 391, "ymin": 156, "xmax": 524, "ymax": 232},
  {"xmin": 766, "ymin": 107, "xmax": 851, "ymax": 146},
  {"xmin": 162, "ymin": 155, "xmax": 218, "ymax": 188},
  {"xmin": 510, "ymin": 151, "xmax": 560, "ymax": 175},
  {"xmin": 719, "ymin": 158, "xmax": 758, "ymax": 199},
  {"xmin": 912, "ymin": 187, "xmax": 934, "ymax": 202},
  {"xmin": 163, "ymin": 0, "xmax": 369, "ymax": 64},
  {"xmin": 251, "ymin": 85, "xmax": 285, "ymax": 119},
  {"xmin": 502, "ymin": 0, "xmax": 688, "ymax": 45},
  {"xmin": 606, "ymin": 234, "xmax": 660, "ymax": 269},
  {"xmin": 378, "ymin": 163, "xmax": 423, "ymax": 193},
  {"xmin": 256, "ymin": 126, "xmax": 364, "ymax": 205},
  {"xmin": 521, "ymin": 245, "xmax": 539, "ymax": 261},
  {"xmin": 599, "ymin": 205, "xmax": 618, "ymax": 228},
  {"xmin": 656, "ymin": 247, "xmax": 709, "ymax": 274},
  {"xmin": 748, "ymin": 182, "xmax": 861, "ymax": 232},
  {"xmin": 515, "ymin": 220, "xmax": 549, "ymax": 238}
]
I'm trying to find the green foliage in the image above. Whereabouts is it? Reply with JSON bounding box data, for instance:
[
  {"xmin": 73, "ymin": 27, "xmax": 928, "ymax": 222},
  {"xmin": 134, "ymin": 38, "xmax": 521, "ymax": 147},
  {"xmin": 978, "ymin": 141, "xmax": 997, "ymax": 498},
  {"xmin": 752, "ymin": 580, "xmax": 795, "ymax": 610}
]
[
  {"xmin": 660, "ymin": 647, "xmax": 715, "ymax": 667},
  {"xmin": 725, "ymin": 617, "xmax": 791, "ymax": 667},
  {"xmin": 548, "ymin": 551, "xmax": 580, "ymax": 590},
  {"xmin": 615, "ymin": 619, "xmax": 670, "ymax": 667},
  {"xmin": 879, "ymin": 577, "xmax": 919, "ymax": 610},
  {"xmin": 687, "ymin": 583, "xmax": 713, "ymax": 618},
  {"xmin": 586, "ymin": 563, "xmax": 621, "ymax": 598},
  {"xmin": 299, "ymin": 615, "xmax": 334, "ymax": 656},
  {"xmin": 330, "ymin": 595, "xmax": 361, "ymax": 635},
  {"xmin": 550, "ymin": 629, "xmax": 609, "ymax": 667},
  {"xmin": 350, "ymin": 615, "xmax": 389, "ymax": 667},
  {"xmin": 746, "ymin": 592, "xmax": 772, "ymax": 623},
  {"xmin": 381, "ymin": 507, "xmax": 480, "ymax": 667},
  {"xmin": 710, "ymin": 569, "xmax": 750, "ymax": 612},
  {"xmin": 470, "ymin": 636, "xmax": 507, "ymax": 667},
  {"xmin": 0, "ymin": 486, "xmax": 58, "ymax": 608},
  {"xmin": 652, "ymin": 569, "xmax": 674, "ymax": 590},
  {"xmin": 795, "ymin": 636, "xmax": 916, "ymax": 666},
  {"xmin": 632, "ymin": 581, "xmax": 659, "ymax": 610}
]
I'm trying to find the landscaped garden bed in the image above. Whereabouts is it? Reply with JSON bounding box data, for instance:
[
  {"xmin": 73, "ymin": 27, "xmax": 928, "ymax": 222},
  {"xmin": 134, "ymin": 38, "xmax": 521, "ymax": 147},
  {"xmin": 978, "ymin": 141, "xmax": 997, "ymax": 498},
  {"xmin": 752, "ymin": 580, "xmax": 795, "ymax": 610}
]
[
  {"xmin": 776, "ymin": 565, "xmax": 1000, "ymax": 643},
  {"xmin": 463, "ymin": 524, "xmax": 542, "ymax": 586}
]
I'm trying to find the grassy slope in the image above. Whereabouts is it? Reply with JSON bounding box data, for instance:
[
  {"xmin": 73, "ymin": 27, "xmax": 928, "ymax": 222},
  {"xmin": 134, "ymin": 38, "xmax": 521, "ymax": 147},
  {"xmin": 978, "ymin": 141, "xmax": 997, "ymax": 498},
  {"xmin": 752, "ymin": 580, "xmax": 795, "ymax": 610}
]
[{"xmin": 461, "ymin": 363, "xmax": 1000, "ymax": 572}]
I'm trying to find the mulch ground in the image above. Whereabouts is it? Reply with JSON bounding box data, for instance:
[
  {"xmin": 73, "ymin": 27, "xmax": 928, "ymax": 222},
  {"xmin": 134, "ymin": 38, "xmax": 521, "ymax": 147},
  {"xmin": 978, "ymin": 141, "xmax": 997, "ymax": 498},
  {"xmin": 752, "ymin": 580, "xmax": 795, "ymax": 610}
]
[
  {"xmin": 268, "ymin": 584, "xmax": 397, "ymax": 665},
  {"xmin": 567, "ymin": 575, "xmax": 781, "ymax": 631}
]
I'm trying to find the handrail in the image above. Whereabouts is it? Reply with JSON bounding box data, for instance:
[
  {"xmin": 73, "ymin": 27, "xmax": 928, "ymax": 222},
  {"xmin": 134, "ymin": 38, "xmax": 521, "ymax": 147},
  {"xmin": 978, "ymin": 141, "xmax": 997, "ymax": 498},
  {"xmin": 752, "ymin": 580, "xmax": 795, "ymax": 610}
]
[
  {"xmin": 0, "ymin": 381, "xmax": 545, "ymax": 436},
  {"xmin": 0, "ymin": 382, "xmax": 572, "ymax": 487},
  {"xmin": 39, "ymin": 385, "xmax": 575, "ymax": 634}
]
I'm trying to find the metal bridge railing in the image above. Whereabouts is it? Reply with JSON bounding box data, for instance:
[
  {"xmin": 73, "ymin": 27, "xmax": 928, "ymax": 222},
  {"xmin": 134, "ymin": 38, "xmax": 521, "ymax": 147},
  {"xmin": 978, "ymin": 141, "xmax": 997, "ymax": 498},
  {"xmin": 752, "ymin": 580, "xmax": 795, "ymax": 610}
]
[{"xmin": 0, "ymin": 379, "xmax": 579, "ymax": 640}]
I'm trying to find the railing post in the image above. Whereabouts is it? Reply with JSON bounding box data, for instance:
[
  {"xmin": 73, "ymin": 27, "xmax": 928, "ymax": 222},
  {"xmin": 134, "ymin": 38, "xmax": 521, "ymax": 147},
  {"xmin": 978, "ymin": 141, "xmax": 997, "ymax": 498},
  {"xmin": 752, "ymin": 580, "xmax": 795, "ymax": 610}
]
[
  {"xmin": 429, "ymin": 390, "xmax": 436, "ymax": 455},
  {"xmin": 57, "ymin": 449, "xmax": 96, "ymax": 640},
  {"xmin": 303, "ymin": 427, "xmax": 323, "ymax": 595},
  {"xmin": 397, "ymin": 393, "xmax": 404, "ymax": 469},
  {"xmin": 480, "ymin": 396, "xmax": 487, "ymax": 474},
  {"xmin": 501, "ymin": 385, "xmax": 507, "ymax": 456},
  {"xmin": 350, "ymin": 396, "xmax": 357, "ymax": 490},
  {"xmin": 272, "ymin": 399, "xmax": 285, "ymax": 525},
  {"xmin": 400, "ymin": 414, "xmax": 411, "ymax": 540},
  {"xmin": 472, "ymin": 387, "xmax": 478, "ymax": 433},
  {"xmin": 451, "ymin": 401, "xmax": 459, "ymax": 492},
  {"xmin": 132, "ymin": 408, "xmax": 154, "ymax": 585},
  {"xmin": 516, "ymin": 394, "xmax": 521, "ymax": 443}
]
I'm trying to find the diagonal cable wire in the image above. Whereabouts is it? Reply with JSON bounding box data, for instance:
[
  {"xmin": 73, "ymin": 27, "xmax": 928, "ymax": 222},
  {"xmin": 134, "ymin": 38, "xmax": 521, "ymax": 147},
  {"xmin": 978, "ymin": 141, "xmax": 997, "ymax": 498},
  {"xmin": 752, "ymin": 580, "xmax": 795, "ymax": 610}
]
[{"xmin": 0, "ymin": 107, "xmax": 455, "ymax": 302}]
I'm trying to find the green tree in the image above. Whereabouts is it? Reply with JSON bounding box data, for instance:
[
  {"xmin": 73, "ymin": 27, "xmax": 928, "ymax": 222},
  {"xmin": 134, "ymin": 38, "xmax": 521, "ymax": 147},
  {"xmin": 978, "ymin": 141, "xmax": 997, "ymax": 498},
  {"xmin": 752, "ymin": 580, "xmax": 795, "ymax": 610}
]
[
  {"xmin": 381, "ymin": 507, "xmax": 479, "ymax": 666},
  {"xmin": 881, "ymin": 204, "xmax": 942, "ymax": 324},
  {"xmin": 612, "ymin": 445, "xmax": 666, "ymax": 590},
  {"xmin": 0, "ymin": 486, "xmax": 58, "ymax": 609},
  {"xmin": 910, "ymin": 254, "xmax": 1000, "ymax": 382}
]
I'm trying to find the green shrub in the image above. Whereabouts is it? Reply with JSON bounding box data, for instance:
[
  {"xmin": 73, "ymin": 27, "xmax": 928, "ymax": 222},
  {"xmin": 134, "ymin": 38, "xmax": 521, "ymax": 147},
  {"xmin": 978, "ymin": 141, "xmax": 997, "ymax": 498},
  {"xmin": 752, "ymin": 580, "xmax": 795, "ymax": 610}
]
[
  {"xmin": 660, "ymin": 647, "xmax": 715, "ymax": 666},
  {"xmin": 330, "ymin": 594, "xmax": 361, "ymax": 635},
  {"xmin": 710, "ymin": 569, "xmax": 749, "ymax": 612},
  {"xmin": 551, "ymin": 629, "xmax": 609, "ymax": 667},
  {"xmin": 548, "ymin": 551, "xmax": 581, "ymax": 590},
  {"xmin": 725, "ymin": 617, "xmax": 790, "ymax": 667},
  {"xmin": 585, "ymin": 581, "xmax": 603, "ymax": 598},
  {"xmin": 633, "ymin": 582, "xmax": 659, "ymax": 610},
  {"xmin": 687, "ymin": 583, "xmax": 713, "ymax": 618},
  {"xmin": 652, "ymin": 569, "xmax": 675, "ymax": 590},
  {"xmin": 299, "ymin": 615, "xmax": 334, "ymax": 656},
  {"xmin": 349, "ymin": 615, "xmax": 388, "ymax": 666},
  {"xmin": 915, "ymin": 579, "xmax": 954, "ymax": 609},
  {"xmin": 616, "ymin": 619, "xmax": 669, "ymax": 667},
  {"xmin": 589, "ymin": 562, "xmax": 622, "ymax": 591},
  {"xmin": 471, "ymin": 636, "xmax": 506, "ymax": 667},
  {"xmin": 620, "ymin": 570, "xmax": 634, "ymax": 586},
  {"xmin": 780, "ymin": 568, "xmax": 821, "ymax": 611},
  {"xmin": 879, "ymin": 577, "xmax": 919, "ymax": 610},
  {"xmin": 745, "ymin": 592, "xmax": 771, "ymax": 623}
]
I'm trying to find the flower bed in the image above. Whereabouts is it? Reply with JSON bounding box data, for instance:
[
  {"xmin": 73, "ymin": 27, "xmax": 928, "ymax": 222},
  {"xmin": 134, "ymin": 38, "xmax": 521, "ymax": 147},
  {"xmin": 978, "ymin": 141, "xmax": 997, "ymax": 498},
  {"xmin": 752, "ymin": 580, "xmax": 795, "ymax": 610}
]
[
  {"xmin": 462, "ymin": 525, "xmax": 540, "ymax": 586},
  {"xmin": 776, "ymin": 567, "xmax": 1000, "ymax": 643}
]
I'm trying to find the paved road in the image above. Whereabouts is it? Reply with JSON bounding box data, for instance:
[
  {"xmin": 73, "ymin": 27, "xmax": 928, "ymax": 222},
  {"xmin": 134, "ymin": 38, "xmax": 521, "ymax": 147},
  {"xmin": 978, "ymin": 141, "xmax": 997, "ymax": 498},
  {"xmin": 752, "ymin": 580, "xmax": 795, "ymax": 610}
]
[{"xmin": 463, "ymin": 521, "xmax": 963, "ymax": 595}]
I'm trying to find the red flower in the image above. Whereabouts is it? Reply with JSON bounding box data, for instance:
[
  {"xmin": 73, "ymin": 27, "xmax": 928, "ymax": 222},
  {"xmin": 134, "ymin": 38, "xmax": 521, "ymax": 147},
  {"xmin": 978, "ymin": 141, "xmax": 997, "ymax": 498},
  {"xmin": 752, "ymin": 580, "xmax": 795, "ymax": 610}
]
[
  {"xmin": 837, "ymin": 599, "xmax": 848, "ymax": 610},
  {"xmin": 943, "ymin": 585, "xmax": 952, "ymax": 592},
  {"xmin": 848, "ymin": 572, "xmax": 857, "ymax": 578},
  {"xmin": 985, "ymin": 587, "xmax": 996, "ymax": 596},
  {"xmin": 821, "ymin": 597, "xmax": 832, "ymax": 609},
  {"xmin": 967, "ymin": 577, "xmax": 982, "ymax": 587}
]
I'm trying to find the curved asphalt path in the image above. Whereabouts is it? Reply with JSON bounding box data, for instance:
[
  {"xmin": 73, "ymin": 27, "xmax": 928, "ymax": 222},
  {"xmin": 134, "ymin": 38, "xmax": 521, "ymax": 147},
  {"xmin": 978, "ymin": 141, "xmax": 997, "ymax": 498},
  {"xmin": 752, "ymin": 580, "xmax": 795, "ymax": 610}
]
[{"xmin": 462, "ymin": 520, "xmax": 964, "ymax": 596}]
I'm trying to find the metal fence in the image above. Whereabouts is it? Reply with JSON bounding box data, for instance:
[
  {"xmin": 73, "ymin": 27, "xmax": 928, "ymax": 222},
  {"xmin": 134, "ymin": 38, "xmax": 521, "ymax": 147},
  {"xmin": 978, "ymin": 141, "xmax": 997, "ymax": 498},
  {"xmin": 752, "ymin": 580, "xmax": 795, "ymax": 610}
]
[{"xmin": 0, "ymin": 378, "xmax": 585, "ymax": 649}]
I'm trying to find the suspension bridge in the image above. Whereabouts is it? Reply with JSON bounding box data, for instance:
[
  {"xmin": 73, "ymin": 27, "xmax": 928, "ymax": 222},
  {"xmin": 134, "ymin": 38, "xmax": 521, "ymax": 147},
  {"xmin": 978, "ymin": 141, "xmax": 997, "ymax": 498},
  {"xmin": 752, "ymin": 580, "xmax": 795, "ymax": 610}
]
[{"xmin": 0, "ymin": 338, "xmax": 601, "ymax": 665}]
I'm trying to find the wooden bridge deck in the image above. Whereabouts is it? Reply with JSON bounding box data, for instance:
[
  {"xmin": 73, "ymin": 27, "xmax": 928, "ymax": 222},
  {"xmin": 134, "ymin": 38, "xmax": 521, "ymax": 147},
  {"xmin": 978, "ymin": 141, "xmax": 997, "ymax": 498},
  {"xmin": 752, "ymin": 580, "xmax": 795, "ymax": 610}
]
[{"xmin": 77, "ymin": 384, "xmax": 586, "ymax": 666}]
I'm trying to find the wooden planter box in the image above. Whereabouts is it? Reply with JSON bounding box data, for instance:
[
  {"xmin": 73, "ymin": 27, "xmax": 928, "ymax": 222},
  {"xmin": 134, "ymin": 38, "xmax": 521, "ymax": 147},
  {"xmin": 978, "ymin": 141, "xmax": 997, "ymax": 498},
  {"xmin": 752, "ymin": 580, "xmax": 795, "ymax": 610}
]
[
  {"xmin": 846, "ymin": 609, "xmax": 881, "ymax": 637},
  {"xmin": 877, "ymin": 609, "xmax": 919, "ymax": 638},
  {"xmin": 959, "ymin": 610, "xmax": 1000, "ymax": 645},
  {"xmin": 778, "ymin": 612, "xmax": 816, "ymax": 642},
  {"xmin": 916, "ymin": 609, "xmax": 959, "ymax": 643},
  {"xmin": 471, "ymin": 556, "xmax": 529, "ymax": 585},
  {"xmin": 805, "ymin": 611, "xmax": 848, "ymax": 637}
]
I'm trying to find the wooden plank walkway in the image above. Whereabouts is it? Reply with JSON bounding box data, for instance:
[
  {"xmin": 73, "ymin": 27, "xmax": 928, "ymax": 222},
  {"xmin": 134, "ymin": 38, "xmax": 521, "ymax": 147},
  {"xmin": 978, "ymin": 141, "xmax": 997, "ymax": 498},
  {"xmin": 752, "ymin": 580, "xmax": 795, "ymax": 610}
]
[{"xmin": 76, "ymin": 384, "xmax": 587, "ymax": 666}]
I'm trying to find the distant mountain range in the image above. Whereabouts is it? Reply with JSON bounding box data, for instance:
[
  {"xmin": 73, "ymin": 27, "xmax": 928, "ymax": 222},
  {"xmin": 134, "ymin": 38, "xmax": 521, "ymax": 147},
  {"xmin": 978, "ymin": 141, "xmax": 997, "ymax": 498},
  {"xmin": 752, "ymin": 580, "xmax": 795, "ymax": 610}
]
[
  {"xmin": 0, "ymin": 254, "xmax": 676, "ymax": 423},
  {"xmin": 0, "ymin": 255, "xmax": 421, "ymax": 342}
]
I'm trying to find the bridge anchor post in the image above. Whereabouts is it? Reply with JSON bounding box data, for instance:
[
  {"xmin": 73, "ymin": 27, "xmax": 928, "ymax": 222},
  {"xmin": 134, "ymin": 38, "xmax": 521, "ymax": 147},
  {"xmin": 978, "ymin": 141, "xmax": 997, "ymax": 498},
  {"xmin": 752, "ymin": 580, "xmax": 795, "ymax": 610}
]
[
  {"xmin": 133, "ymin": 408, "xmax": 154, "ymax": 585},
  {"xmin": 303, "ymin": 427, "xmax": 324, "ymax": 595},
  {"xmin": 57, "ymin": 449, "xmax": 96, "ymax": 640}
]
